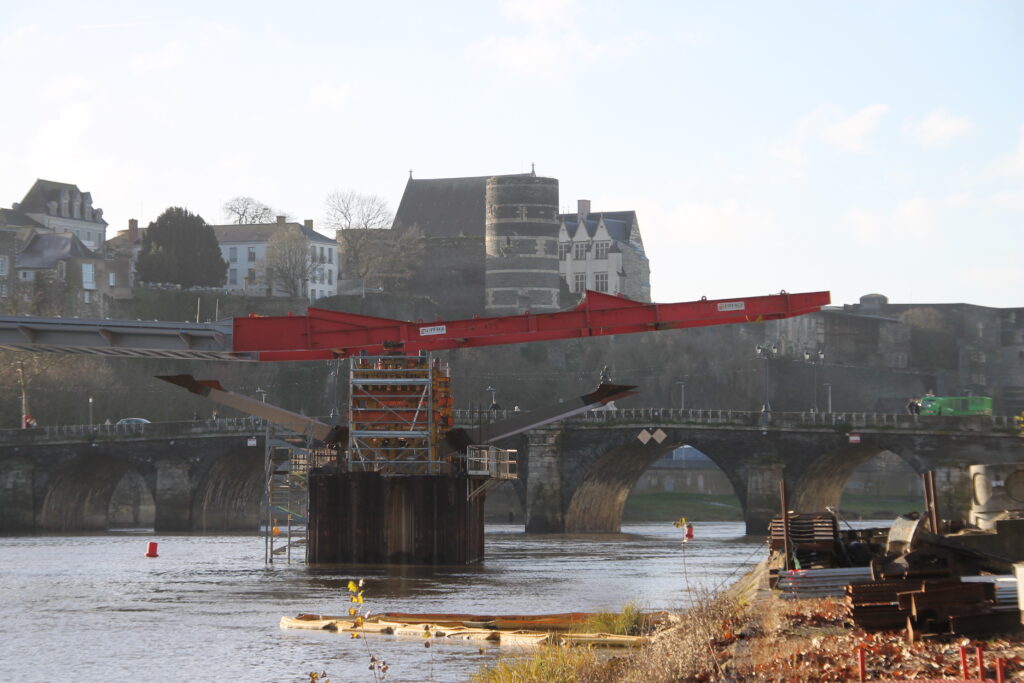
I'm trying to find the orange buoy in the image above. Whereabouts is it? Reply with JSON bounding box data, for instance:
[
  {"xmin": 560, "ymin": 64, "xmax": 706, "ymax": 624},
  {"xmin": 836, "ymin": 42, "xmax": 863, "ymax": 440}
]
[
  {"xmin": 685, "ymin": 524, "xmax": 694, "ymax": 540},
  {"xmin": 272, "ymin": 526, "xmax": 281, "ymax": 536},
  {"xmin": 145, "ymin": 541, "xmax": 159, "ymax": 558}
]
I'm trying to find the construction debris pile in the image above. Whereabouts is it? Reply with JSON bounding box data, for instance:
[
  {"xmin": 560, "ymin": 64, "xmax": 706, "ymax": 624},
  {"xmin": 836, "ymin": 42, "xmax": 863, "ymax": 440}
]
[{"xmin": 770, "ymin": 471, "xmax": 1023, "ymax": 642}]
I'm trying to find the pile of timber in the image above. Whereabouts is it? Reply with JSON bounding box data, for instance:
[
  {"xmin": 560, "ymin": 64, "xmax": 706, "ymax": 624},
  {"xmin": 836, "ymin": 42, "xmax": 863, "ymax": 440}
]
[
  {"xmin": 279, "ymin": 611, "xmax": 664, "ymax": 648},
  {"xmin": 845, "ymin": 578, "xmax": 1020, "ymax": 639},
  {"xmin": 769, "ymin": 513, "xmax": 838, "ymax": 568}
]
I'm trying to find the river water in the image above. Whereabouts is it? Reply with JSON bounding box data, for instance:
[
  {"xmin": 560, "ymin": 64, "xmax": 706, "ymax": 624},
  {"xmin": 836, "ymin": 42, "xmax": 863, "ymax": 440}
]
[{"xmin": 0, "ymin": 522, "xmax": 765, "ymax": 683}]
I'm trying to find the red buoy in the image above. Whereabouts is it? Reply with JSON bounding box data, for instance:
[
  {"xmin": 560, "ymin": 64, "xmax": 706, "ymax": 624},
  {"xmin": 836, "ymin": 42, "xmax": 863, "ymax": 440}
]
[
  {"xmin": 145, "ymin": 541, "xmax": 159, "ymax": 558},
  {"xmin": 685, "ymin": 524, "xmax": 694, "ymax": 540}
]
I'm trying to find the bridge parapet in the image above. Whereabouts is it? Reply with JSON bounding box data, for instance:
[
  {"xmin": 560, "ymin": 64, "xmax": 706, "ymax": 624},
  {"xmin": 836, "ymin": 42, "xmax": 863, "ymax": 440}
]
[
  {"xmin": 0, "ymin": 417, "xmax": 265, "ymax": 446},
  {"xmin": 453, "ymin": 408, "xmax": 1017, "ymax": 432}
]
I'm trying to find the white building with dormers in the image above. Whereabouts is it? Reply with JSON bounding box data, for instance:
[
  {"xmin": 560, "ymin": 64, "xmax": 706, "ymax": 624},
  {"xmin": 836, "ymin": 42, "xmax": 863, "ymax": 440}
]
[
  {"xmin": 210, "ymin": 216, "xmax": 338, "ymax": 302},
  {"xmin": 8, "ymin": 179, "xmax": 108, "ymax": 251},
  {"xmin": 558, "ymin": 200, "xmax": 651, "ymax": 302}
]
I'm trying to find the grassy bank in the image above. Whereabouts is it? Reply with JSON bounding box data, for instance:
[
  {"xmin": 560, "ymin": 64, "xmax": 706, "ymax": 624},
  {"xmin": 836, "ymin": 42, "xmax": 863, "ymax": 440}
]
[
  {"xmin": 473, "ymin": 582, "xmax": 1024, "ymax": 682},
  {"xmin": 623, "ymin": 491, "xmax": 922, "ymax": 522},
  {"xmin": 622, "ymin": 491, "xmax": 744, "ymax": 522}
]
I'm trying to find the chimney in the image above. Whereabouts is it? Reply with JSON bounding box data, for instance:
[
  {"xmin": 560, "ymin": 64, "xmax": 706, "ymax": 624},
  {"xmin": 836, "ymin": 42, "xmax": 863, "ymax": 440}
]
[
  {"xmin": 128, "ymin": 218, "xmax": 139, "ymax": 240},
  {"xmin": 577, "ymin": 199, "xmax": 591, "ymax": 220},
  {"xmin": 276, "ymin": 215, "xmax": 286, "ymax": 226},
  {"xmin": 304, "ymin": 219, "xmax": 314, "ymax": 230}
]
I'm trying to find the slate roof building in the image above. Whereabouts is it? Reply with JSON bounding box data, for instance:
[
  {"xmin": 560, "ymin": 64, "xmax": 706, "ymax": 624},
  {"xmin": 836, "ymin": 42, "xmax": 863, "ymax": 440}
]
[
  {"xmin": 1, "ymin": 179, "xmax": 128, "ymax": 315},
  {"xmin": 558, "ymin": 200, "xmax": 651, "ymax": 302},
  {"xmin": 210, "ymin": 217, "xmax": 338, "ymax": 301},
  {"xmin": 9, "ymin": 179, "xmax": 108, "ymax": 251}
]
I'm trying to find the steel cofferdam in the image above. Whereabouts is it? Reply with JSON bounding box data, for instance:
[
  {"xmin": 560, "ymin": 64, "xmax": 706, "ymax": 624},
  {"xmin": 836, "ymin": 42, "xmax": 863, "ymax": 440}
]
[{"xmin": 232, "ymin": 289, "xmax": 831, "ymax": 361}]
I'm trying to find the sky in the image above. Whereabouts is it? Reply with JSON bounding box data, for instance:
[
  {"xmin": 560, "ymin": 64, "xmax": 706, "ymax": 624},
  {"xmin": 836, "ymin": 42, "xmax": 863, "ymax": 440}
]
[{"xmin": 1, "ymin": 0, "xmax": 1021, "ymax": 308}]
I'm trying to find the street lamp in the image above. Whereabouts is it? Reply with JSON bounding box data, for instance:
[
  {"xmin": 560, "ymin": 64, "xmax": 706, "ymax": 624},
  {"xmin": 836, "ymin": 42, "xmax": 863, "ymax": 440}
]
[
  {"xmin": 88, "ymin": 396, "xmax": 93, "ymax": 427},
  {"xmin": 255, "ymin": 387, "xmax": 267, "ymax": 403},
  {"xmin": 823, "ymin": 383, "xmax": 833, "ymax": 413},
  {"xmin": 803, "ymin": 349, "xmax": 824, "ymax": 412},
  {"xmin": 675, "ymin": 380, "xmax": 686, "ymax": 410},
  {"xmin": 755, "ymin": 343, "xmax": 778, "ymax": 413},
  {"xmin": 486, "ymin": 385, "xmax": 498, "ymax": 410}
]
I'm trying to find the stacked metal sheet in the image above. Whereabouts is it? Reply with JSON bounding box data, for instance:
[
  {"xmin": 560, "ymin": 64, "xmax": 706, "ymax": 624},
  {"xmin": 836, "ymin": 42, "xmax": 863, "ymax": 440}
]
[
  {"xmin": 769, "ymin": 513, "xmax": 839, "ymax": 568},
  {"xmin": 961, "ymin": 575, "xmax": 1018, "ymax": 610},
  {"xmin": 776, "ymin": 567, "xmax": 873, "ymax": 599},
  {"xmin": 845, "ymin": 580, "xmax": 931, "ymax": 631},
  {"xmin": 845, "ymin": 578, "xmax": 1017, "ymax": 638}
]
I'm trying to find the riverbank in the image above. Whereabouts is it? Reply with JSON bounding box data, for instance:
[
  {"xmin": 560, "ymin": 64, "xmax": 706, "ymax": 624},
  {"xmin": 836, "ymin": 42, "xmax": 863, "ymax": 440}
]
[
  {"xmin": 473, "ymin": 562, "xmax": 1024, "ymax": 682},
  {"xmin": 622, "ymin": 491, "xmax": 923, "ymax": 522}
]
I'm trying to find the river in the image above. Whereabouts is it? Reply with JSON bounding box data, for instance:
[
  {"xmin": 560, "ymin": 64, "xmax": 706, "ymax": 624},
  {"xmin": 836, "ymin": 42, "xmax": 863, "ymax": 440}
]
[{"xmin": 0, "ymin": 522, "xmax": 764, "ymax": 682}]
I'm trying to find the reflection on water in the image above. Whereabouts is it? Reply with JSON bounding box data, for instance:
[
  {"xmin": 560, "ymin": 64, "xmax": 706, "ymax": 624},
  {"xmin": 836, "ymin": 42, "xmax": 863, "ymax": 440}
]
[{"xmin": 0, "ymin": 522, "xmax": 764, "ymax": 683}]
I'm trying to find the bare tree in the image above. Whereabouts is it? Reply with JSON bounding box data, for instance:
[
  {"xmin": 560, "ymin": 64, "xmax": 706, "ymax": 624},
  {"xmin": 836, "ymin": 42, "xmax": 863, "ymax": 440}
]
[
  {"xmin": 222, "ymin": 196, "xmax": 289, "ymax": 224},
  {"xmin": 265, "ymin": 226, "xmax": 318, "ymax": 298},
  {"xmin": 323, "ymin": 190, "xmax": 395, "ymax": 282}
]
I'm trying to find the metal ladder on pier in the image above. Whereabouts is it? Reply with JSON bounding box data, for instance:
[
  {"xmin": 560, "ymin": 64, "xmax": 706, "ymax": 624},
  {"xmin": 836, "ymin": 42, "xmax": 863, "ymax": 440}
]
[{"xmin": 264, "ymin": 438, "xmax": 310, "ymax": 563}]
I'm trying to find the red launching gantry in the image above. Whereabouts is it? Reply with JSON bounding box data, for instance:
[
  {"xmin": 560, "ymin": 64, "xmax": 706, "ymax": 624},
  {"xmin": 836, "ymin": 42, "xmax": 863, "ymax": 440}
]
[{"xmin": 233, "ymin": 290, "xmax": 831, "ymax": 362}]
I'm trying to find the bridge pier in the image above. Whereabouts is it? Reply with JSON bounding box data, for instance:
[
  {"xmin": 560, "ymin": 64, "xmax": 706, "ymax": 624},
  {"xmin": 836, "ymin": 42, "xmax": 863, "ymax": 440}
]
[
  {"xmin": 0, "ymin": 458, "xmax": 36, "ymax": 533},
  {"xmin": 743, "ymin": 462, "xmax": 784, "ymax": 535},
  {"xmin": 154, "ymin": 460, "xmax": 192, "ymax": 532},
  {"xmin": 524, "ymin": 427, "xmax": 564, "ymax": 533}
]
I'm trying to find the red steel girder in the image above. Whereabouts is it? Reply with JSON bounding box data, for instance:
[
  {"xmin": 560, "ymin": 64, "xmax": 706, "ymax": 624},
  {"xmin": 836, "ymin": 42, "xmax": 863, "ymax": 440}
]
[{"xmin": 232, "ymin": 290, "xmax": 831, "ymax": 361}]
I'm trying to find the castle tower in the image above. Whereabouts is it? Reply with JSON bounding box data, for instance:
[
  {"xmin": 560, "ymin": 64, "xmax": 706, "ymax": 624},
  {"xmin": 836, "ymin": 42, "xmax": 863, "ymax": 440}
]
[{"xmin": 484, "ymin": 174, "xmax": 561, "ymax": 316}]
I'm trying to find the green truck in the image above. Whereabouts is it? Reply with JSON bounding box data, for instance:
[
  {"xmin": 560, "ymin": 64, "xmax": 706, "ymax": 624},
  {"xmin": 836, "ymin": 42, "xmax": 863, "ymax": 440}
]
[{"xmin": 918, "ymin": 395, "xmax": 992, "ymax": 416}]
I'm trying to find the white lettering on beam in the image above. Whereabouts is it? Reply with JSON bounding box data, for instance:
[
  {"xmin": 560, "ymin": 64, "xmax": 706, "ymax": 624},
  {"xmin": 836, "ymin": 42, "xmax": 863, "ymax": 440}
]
[
  {"xmin": 717, "ymin": 301, "xmax": 745, "ymax": 312},
  {"xmin": 419, "ymin": 325, "xmax": 447, "ymax": 336}
]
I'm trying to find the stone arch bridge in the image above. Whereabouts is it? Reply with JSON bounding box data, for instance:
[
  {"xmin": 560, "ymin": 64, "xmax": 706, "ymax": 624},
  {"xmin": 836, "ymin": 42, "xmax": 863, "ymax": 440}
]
[
  {"xmin": 1, "ymin": 411, "xmax": 1020, "ymax": 535},
  {"xmin": 0, "ymin": 419, "xmax": 269, "ymax": 533},
  {"xmin": 490, "ymin": 409, "xmax": 1023, "ymax": 535}
]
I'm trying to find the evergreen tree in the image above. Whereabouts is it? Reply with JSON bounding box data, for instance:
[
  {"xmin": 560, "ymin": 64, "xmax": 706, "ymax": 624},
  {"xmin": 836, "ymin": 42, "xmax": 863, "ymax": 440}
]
[{"xmin": 136, "ymin": 207, "xmax": 227, "ymax": 287}]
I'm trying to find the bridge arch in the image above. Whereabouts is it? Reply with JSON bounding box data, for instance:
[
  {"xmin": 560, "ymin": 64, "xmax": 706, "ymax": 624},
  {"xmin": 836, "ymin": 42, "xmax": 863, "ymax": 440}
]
[
  {"xmin": 40, "ymin": 452, "xmax": 156, "ymax": 531},
  {"xmin": 791, "ymin": 445, "xmax": 924, "ymax": 515},
  {"xmin": 559, "ymin": 429, "xmax": 750, "ymax": 533}
]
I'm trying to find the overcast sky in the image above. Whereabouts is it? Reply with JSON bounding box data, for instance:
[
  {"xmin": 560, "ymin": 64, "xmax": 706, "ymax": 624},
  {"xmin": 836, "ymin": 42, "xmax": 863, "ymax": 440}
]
[{"xmin": 1, "ymin": 1, "xmax": 1021, "ymax": 308}]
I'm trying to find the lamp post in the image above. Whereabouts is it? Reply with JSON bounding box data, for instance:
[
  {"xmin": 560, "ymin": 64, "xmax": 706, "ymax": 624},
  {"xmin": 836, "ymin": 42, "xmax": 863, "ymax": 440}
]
[
  {"xmin": 755, "ymin": 343, "xmax": 778, "ymax": 413},
  {"xmin": 803, "ymin": 349, "xmax": 824, "ymax": 412},
  {"xmin": 823, "ymin": 383, "xmax": 833, "ymax": 413},
  {"xmin": 486, "ymin": 385, "xmax": 497, "ymax": 410},
  {"xmin": 88, "ymin": 396, "xmax": 93, "ymax": 427}
]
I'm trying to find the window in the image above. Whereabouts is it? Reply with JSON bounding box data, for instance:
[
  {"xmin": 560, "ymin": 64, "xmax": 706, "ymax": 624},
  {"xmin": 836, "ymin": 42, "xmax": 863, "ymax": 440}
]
[
  {"xmin": 229, "ymin": 247, "xmax": 237, "ymax": 263},
  {"xmin": 558, "ymin": 243, "xmax": 569, "ymax": 261},
  {"xmin": 81, "ymin": 263, "xmax": 96, "ymax": 290},
  {"xmin": 327, "ymin": 270, "xmax": 333, "ymax": 285},
  {"xmin": 108, "ymin": 272, "xmax": 116, "ymax": 287},
  {"xmin": 328, "ymin": 248, "xmax": 333, "ymax": 264},
  {"xmin": 86, "ymin": 231, "xmax": 92, "ymax": 243},
  {"xmin": 594, "ymin": 242, "xmax": 609, "ymax": 259},
  {"xmin": 229, "ymin": 268, "xmax": 237, "ymax": 285},
  {"xmin": 0, "ymin": 255, "xmax": 7, "ymax": 276},
  {"xmin": 310, "ymin": 246, "xmax": 316, "ymax": 262},
  {"xmin": 595, "ymin": 272, "xmax": 608, "ymax": 292},
  {"xmin": 247, "ymin": 268, "xmax": 256, "ymax": 284},
  {"xmin": 574, "ymin": 273, "xmax": 586, "ymax": 292},
  {"xmin": 310, "ymin": 288, "xmax": 316, "ymax": 301},
  {"xmin": 0, "ymin": 283, "xmax": 7, "ymax": 298},
  {"xmin": 319, "ymin": 246, "xmax": 325, "ymax": 262},
  {"xmin": 573, "ymin": 242, "xmax": 587, "ymax": 260},
  {"xmin": 248, "ymin": 246, "xmax": 256, "ymax": 263}
]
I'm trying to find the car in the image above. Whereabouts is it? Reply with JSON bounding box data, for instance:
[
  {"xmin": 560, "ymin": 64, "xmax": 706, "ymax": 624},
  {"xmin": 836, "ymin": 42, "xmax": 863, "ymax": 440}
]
[{"xmin": 115, "ymin": 417, "xmax": 151, "ymax": 425}]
